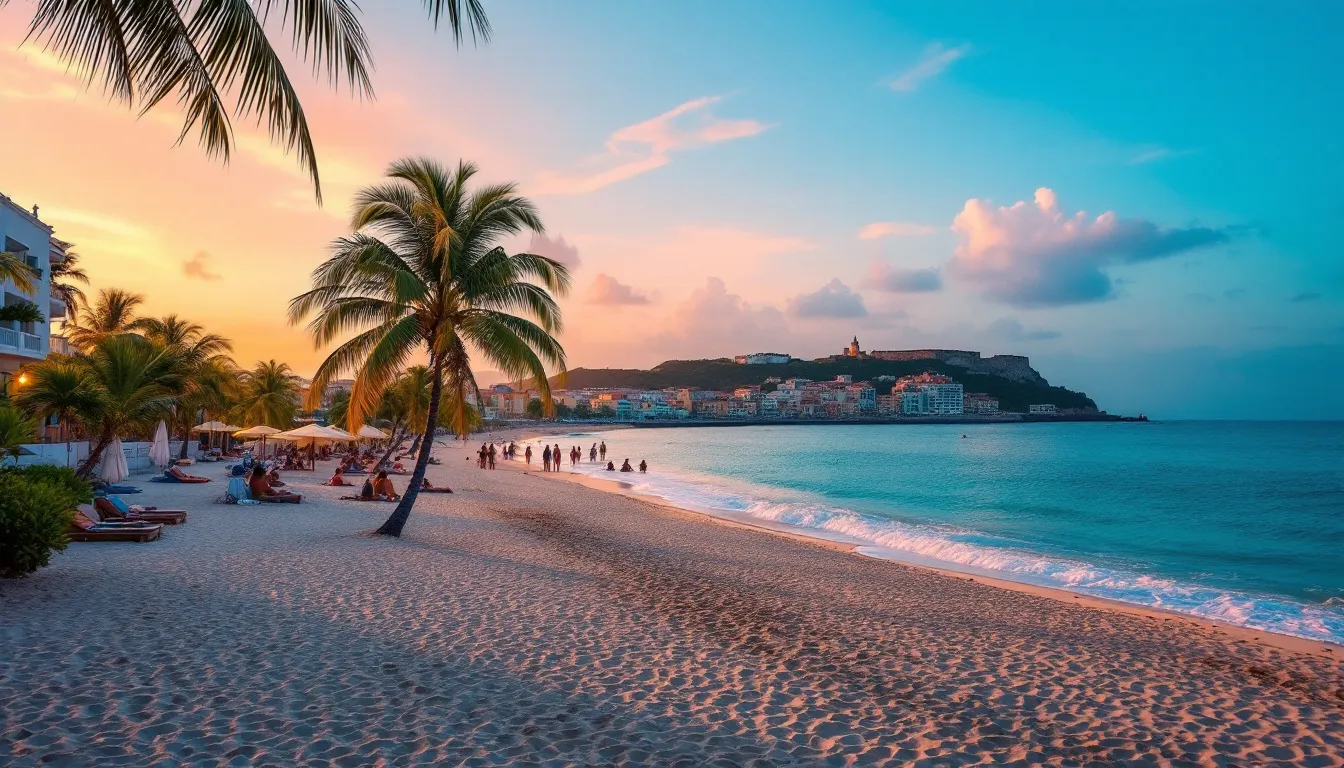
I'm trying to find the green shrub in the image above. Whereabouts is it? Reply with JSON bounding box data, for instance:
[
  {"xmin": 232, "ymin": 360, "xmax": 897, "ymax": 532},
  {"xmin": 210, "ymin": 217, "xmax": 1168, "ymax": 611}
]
[
  {"xmin": 0, "ymin": 472, "xmax": 78, "ymax": 578},
  {"xmin": 9, "ymin": 464, "xmax": 94, "ymax": 505}
]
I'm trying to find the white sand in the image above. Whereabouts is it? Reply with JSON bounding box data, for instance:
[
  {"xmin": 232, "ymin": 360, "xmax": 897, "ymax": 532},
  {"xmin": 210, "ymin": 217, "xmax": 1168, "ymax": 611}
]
[{"xmin": 2, "ymin": 434, "xmax": 1342, "ymax": 766}]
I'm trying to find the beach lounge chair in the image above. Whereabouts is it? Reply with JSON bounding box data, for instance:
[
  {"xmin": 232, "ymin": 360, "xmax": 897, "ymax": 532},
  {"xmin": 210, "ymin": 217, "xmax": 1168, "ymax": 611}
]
[
  {"xmin": 94, "ymin": 482, "xmax": 142, "ymax": 494},
  {"xmin": 94, "ymin": 497, "xmax": 187, "ymax": 525},
  {"xmin": 149, "ymin": 466, "xmax": 212, "ymax": 483},
  {"xmin": 67, "ymin": 510, "xmax": 162, "ymax": 542}
]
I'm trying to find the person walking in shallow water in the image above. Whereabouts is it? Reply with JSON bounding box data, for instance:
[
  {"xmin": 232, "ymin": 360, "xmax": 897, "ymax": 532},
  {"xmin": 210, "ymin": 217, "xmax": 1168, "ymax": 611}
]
[
  {"xmin": 589, "ymin": 444, "xmax": 597, "ymax": 463},
  {"xmin": 599, "ymin": 441, "xmax": 607, "ymax": 461},
  {"xmin": 524, "ymin": 445, "xmax": 532, "ymax": 465}
]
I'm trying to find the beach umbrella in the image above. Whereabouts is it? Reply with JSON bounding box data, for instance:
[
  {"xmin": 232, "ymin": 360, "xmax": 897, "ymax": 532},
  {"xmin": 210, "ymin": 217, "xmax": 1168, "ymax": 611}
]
[
  {"xmin": 274, "ymin": 424, "xmax": 341, "ymax": 468},
  {"xmin": 191, "ymin": 420, "xmax": 236, "ymax": 451},
  {"xmin": 150, "ymin": 421, "xmax": 171, "ymax": 467},
  {"xmin": 99, "ymin": 437, "xmax": 129, "ymax": 483},
  {"xmin": 234, "ymin": 425, "xmax": 281, "ymax": 457},
  {"xmin": 357, "ymin": 425, "xmax": 389, "ymax": 441}
]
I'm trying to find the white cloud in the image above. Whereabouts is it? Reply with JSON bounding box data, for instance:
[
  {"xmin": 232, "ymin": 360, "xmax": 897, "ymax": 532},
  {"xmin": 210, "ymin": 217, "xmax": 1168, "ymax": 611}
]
[
  {"xmin": 858, "ymin": 221, "xmax": 936, "ymax": 239},
  {"xmin": 533, "ymin": 95, "xmax": 770, "ymax": 195},
  {"xmin": 889, "ymin": 43, "xmax": 972, "ymax": 93},
  {"xmin": 587, "ymin": 273, "xmax": 650, "ymax": 306},
  {"xmin": 182, "ymin": 251, "xmax": 222, "ymax": 281},
  {"xmin": 785, "ymin": 279, "xmax": 868, "ymax": 318},
  {"xmin": 949, "ymin": 187, "xmax": 1233, "ymax": 307},
  {"xmin": 1130, "ymin": 145, "xmax": 1197, "ymax": 165}
]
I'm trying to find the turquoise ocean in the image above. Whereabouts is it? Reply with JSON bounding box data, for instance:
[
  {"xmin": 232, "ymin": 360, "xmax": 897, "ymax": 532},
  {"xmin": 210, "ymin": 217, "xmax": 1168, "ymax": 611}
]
[{"xmin": 517, "ymin": 422, "xmax": 1344, "ymax": 644}]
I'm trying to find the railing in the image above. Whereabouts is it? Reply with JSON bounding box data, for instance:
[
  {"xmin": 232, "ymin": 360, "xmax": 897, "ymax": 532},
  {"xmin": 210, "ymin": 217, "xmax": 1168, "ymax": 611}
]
[
  {"xmin": 21, "ymin": 332, "xmax": 42, "ymax": 351},
  {"xmin": 0, "ymin": 327, "xmax": 17, "ymax": 348}
]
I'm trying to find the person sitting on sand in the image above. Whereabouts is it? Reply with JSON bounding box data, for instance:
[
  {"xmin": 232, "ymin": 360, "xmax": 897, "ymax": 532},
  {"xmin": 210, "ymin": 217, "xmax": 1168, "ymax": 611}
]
[
  {"xmin": 249, "ymin": 466, "xmax": 301, "ymax": 503},
  {"xmin": 326, "ymin": 467, "xmax": 352, "ymax": 486},
  {"xmin": 421, "ymin": 477, "xmax": 452, "ymax": 493},
  {"xmin": 372, "ymin": 470, "xmax": 400, "ymax": 500},
  {"xmin": 267, "ymin": 466, "xmax": 286, "ymax": 487},
  {"xmin": 605, "ymin": 461, "xmax": 615, "ymax": 471},
  {"xmin": 391, "ymin": 461, "xmax": 405, "ymax": 474},
  {"xmin": 620, "ymin": 459, "xmax": 634, "ymax": 472},
  {"xmin": 639, "ymin": 459, "xmax": 647, "ymax": 473}
]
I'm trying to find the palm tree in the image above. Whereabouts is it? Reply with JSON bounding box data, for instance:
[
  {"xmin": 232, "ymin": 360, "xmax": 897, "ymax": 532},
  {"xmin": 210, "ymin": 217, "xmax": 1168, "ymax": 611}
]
[
  {"xmin": 16, "ymin": 1, "xmax": 491, "ymax": 201},
  {"xmin": 290, "ymin": 157, "xmax": 568, "ymax": 536},
  {"xmin": 0, "ymin": 405, "xmax": 38, "ymax": 465},
  {"xmin": 14, "ymin": 358, "xmax": 100, "ymax": 466},
  {"xmin": 0, "ymin": 301, "xmax": 44, "ymax": 325},
  {"xmin": 0, "ymin": 251, "xmax": 36, "ymax": 294},
  {"xmin": 71, "ymin": 335, "xmax": 185, "ymax": 478},
  {"xmin": 325, "ymin": 389, "xmax": 351, "ymax": 432},
  {"xmin": 235, "ymin": 360, "xmax": 302, "ymax": 428},
  {"xmin": 67, "ymin": 289, "xmax": 151, "ymax": 351},
  {"xmin": 49, "ymin": 241, "xmax": 89, "ymax": 321},
  {"xmin": 140, "ymin": 315, "xmax": 239, "ymax": 458}
]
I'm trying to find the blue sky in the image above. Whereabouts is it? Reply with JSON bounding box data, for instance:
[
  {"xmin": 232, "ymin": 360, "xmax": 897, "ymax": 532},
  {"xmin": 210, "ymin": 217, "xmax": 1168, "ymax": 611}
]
[{"xmin": 3, "ymin": 1, "xmax": 1340, "ymax": 417}]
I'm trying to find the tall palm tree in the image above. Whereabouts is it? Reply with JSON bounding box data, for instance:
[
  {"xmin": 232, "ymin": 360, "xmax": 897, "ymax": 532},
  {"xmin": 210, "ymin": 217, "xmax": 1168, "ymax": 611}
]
[
  {"xmin": 235, "ymin": 360, "xmax": 302, "ymax": 428},
  {"xmin": 71, "ymin": 335, "xmax": 185, "ymax": 478},
  {"xmin": 141, "ymin": 315, "xmax": 240, "ymax": 457},
  {"xmin": 290, "ymin": 157, "xmax": 568, "ymax": 536},
  {"xmin": 15, "ymin": 1, "xmax": 491, "ymax": 201},
  {"xmin": 14, "ymin": 358, "xmax": 100, "ymax": 459},
  {"xmin": 67, "ymin": 289, "xmax": 151, "ymax": 351},
  {"xmin": 49, "ymin": 241, "xmax": 89, "ymax": 322}
]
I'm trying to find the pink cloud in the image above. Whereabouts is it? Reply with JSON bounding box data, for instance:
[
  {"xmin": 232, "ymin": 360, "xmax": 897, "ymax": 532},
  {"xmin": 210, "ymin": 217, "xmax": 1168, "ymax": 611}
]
[
  {"xmin": 858, "ymin": 221, "xmax": 936, "ymax": 239},
  {"xmin": 528, "ymin": 232, "xmax": 582, "ymax": 268},
  {"xmin": 587, "ymin": 273, "xmax": 650, "ymax": 306},
  {"xmin": 533, "ymin": 96, "xmax": 770, "ymax": 195},
  {"xmin": 182, "ymin": 251, "xmax": 222, "ymax": 281},
  {"xmin": 949, "ymin": 187, "xmax": 1233, "ymax": 307}
]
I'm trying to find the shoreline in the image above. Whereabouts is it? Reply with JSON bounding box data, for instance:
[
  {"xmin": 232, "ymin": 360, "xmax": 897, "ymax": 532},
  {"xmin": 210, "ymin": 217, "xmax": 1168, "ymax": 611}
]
[{"xmin": 496, "ymin": 428, "xmax": 1341, "ymax": 659}]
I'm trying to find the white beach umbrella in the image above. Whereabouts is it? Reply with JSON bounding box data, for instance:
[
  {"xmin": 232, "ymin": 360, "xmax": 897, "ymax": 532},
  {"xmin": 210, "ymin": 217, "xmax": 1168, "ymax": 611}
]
[
  {"xmin": 357, "ymin": 425, "xmax": 390, "ymax": 441},
  {"xmin": 274, "ymin": 424, "xmax": 341, "ymax": 467},
  {"xmin": 99, "ymin": 437, "xmax": 129, "ymax": 483},
  {"xmin": 150, "ymin": 421, "xmax": 171, "ymax": 467},
  {"xmin": 234, "ymin": 425, "xmax": 282, "ymax": 456}
]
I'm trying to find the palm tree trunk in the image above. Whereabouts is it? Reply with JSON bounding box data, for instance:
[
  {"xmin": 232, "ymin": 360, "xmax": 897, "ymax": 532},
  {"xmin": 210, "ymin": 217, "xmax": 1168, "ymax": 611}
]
[
  {"xmin": 76, "ymin": 426, "xmax": 114, "ymax": 479},
  {"xmin": 377, "ymin": 358, "xmax": 443, "ymax": 537},
  {"xmin": 375, "ymin": 422, "xmax": 406, "ymax": 468}
]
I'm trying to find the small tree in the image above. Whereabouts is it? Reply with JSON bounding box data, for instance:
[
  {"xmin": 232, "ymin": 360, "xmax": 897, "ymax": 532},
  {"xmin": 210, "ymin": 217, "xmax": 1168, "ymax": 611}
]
[
  {"xmin": 0, "ymin": 470, "xmax": 79, "ymax": 578},
  {"xmin": 524, "ymin": 398, "xmax": 545, "ymax": 420},
  {"xmin": 0, "ymin": 405, "xmax": 37, "ymax": 465}
]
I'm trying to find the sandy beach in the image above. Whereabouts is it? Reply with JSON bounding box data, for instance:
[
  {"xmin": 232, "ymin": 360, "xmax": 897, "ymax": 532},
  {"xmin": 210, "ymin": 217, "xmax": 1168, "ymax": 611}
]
[{"xmin": 3, "ymin": 435, "xmax": 1343, "ymax": 767}]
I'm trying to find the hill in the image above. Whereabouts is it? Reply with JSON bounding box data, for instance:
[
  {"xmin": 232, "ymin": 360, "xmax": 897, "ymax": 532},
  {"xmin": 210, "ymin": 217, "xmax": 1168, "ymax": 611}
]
[{"xmin": 549, "ymin": 357, "xmax": 1098, "ymax": 413}]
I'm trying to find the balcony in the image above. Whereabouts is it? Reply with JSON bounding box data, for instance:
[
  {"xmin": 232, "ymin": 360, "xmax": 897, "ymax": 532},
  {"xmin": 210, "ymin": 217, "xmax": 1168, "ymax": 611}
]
[
  {"xmin": 49, "ymin": 295, "xmax": 66, "ymax": 319},
  {"xmin": 0, "ymin": 327, "xmax": 45, "ymax": 357}
]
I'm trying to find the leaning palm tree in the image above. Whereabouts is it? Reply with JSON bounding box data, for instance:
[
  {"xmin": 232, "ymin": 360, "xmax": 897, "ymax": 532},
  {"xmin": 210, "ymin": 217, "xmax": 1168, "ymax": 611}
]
[
  {"xmin": 72, "ymin": 335, "xmax": 185, "ymax": 478},
  {"xmin": 66, "ymin": 289, "xmax": 151, "ymax": 351},
  {"xmin": 49, "ymin": 241, "xmax": 89, "ymax": 321},
  {"xmin": 235, "ymin": 360, "xmax": 302, "ymax": 428},
  {"xmin": 290, "ymin": 157, "xmax": 568, "ymax": 536},
  {"xmin": 16, "ymin": 1, "xmax": 490, "ymax": 201}
]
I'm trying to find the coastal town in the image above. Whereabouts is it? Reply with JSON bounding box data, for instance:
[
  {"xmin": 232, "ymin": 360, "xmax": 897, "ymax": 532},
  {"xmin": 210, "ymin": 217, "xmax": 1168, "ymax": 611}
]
[{"xmin": 456, "ymin": 337, "xmax": 1097, "ymax": 424}]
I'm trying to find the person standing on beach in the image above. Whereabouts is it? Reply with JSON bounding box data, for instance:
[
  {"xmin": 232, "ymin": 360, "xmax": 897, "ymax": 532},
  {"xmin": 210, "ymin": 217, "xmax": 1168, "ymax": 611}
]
[
  {"xmin": 599, "ymin": 441, "xmax": 607, "ymax": 460},
  {"xmin": 524, "ymin": 445, "xmax": 532, "ymax": 465},
  {"xmin": 542, "ymin": 445, "xmax": 551, "ymax": 472},
  {"xmin": 590, "ymin": 444, "xmax": 597, "ymax": 463},
  {"xmin": 554, "ymin": 444, "xmax": 562, "ymax": 472},
  {"xmin": 488, "ymin": 444, "xmax": 496, "ymax": 469}
]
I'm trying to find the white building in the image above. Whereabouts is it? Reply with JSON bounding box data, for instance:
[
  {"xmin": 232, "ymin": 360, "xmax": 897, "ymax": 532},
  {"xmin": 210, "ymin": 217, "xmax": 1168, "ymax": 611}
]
[
  {"xmin": 924, "ymin": 383, "xmax": 964, "ymax": 415},
  {"xmin": 1029, "ymin": 403, "xmax": 1058, "ymax": 415},
  {"xmin": 1, "ymin": 193, "xmax": 60, "ymax": 384},
  {"xmin": 733, "ymin": 352, "xmax": 791, "ymax": 365}
]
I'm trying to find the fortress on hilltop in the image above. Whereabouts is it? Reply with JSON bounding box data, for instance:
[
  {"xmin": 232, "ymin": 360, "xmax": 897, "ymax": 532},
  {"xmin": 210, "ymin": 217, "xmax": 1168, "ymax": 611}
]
[{"xmin": 839, "ymin": 337, "xmax": 1043, "ymax": 384}]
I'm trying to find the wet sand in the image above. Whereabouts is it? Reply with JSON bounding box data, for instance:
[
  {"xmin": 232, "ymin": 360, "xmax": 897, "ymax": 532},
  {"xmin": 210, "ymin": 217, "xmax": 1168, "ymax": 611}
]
[{"xmin": 2, "ymin": 435, "xmax": 1342, "ymax": 766}]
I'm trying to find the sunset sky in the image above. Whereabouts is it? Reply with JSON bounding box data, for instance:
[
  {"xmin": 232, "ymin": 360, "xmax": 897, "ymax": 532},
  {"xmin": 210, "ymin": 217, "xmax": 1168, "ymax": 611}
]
[{"xmin": 2, "ymin": 2, "xmax": 1340, "ymax": 418}]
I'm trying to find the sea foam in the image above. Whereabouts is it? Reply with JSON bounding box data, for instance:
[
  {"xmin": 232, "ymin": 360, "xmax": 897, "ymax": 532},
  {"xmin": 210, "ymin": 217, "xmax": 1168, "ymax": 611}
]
[{"xmin": 540, "ymin": 448, "xmax": 1344, "ymax": 646}]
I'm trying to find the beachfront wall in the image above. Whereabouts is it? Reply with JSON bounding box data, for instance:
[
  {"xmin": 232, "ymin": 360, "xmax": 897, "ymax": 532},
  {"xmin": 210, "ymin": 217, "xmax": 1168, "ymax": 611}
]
[{"xmin": 11, "ymin": 440, "xmax": 203, "ymax": 470}]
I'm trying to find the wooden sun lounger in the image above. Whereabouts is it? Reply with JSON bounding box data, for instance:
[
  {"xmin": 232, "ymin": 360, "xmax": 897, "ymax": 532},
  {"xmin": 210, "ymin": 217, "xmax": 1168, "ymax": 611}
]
[
  {"xmin": 68, "ymin": 511, "xmax": 162, "ymax": 542},
  {"xmin": 93, "ymin": 499, "xmax": 187, "ymax": 525}
]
